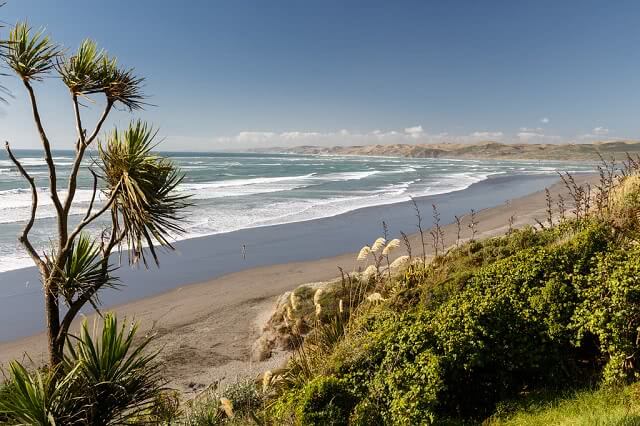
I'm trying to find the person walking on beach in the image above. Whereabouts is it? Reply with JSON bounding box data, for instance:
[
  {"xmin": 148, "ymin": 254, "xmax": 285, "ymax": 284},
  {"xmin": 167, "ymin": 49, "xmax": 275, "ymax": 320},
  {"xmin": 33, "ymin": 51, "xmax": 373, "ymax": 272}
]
[{"xmin": 241, "ymin": 244, "xmax": 246, "ymax": 260}]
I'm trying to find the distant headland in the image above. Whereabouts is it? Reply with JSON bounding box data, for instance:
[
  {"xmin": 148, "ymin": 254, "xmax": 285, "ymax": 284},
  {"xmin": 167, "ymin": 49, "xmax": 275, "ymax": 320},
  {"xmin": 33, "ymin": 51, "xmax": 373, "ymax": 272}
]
[{"xmin": 253, "ymin": 140, "xmax": 640, "ymax": 161}]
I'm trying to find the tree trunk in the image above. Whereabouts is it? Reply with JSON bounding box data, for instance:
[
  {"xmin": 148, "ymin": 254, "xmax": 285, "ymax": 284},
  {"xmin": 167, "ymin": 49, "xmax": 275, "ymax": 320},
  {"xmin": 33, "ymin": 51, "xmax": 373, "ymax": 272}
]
[{"xmin": 44, "ymin": 282, "xmax": 62, "ymax": 367}]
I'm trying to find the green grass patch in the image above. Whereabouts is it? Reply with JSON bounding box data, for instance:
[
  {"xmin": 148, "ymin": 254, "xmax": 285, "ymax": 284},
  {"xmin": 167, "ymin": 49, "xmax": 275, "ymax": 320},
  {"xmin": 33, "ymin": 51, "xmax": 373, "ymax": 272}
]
[{"xmin": 490, "ymin": 383, "xmax": 640, "ymax": 426}]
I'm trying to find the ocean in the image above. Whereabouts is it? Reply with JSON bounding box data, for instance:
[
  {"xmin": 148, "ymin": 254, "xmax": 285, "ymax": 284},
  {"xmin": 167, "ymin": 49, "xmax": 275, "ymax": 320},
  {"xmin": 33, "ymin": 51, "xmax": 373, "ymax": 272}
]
[{"xmin": 0, "ymin": 150, "xmax": 594, "ymax": 273}]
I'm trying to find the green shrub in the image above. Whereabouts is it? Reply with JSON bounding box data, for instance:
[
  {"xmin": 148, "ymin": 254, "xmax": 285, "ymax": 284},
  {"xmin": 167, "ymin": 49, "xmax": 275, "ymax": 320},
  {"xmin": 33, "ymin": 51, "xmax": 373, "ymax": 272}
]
[
  {"xmin": 349, "ymin": 398, "xmax": 384, "ymax": 425},
  {"xmin": 296, "ymin": 376, "xmax": 356, "ymax": 426},
  {"xmin": 574, "ymin": 245, "xmax": 640, "ymax": 384}
]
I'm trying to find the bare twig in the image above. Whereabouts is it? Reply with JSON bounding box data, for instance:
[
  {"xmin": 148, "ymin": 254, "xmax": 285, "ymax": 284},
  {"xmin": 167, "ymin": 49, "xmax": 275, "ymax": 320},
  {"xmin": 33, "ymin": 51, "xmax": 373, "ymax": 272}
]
[
  {"xmin": 382, "ymin": 221, "xmax": 392, "ymax": 280},
  {"xmin": 410, "ymin": 197, "xmax": 426, "ymax": 264},
  {"xmin": 545, "ymin": 188, "xmax": 553, "ymax": 227},
  {"xmin": 400, "ymin": 231, "xmax": 412, "ymax": 260},
  {"xmin": 4, "ymin": 141, "xmax": 45, "ymax": 270},
  {"xmin": 558, "ymin": 194, "xmax": 566, "ymax": 222},
  {"xmin": 429, "ymin": 204, "xmax": 444, "ymax": 256},
  {"xmin": 507, "ymin": 214, "xmax": 515, "ymax": 235},
  {"xmin": 468, "ymin": 209, "xmax": 478, "ymax": 242}
]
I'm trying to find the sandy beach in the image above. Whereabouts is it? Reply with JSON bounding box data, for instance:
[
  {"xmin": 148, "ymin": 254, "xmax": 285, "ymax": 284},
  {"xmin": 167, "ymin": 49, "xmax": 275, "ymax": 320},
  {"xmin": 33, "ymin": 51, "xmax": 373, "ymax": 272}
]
[{"xmin": 0, "ymin": 173, "xmax": 588, "ymax": 393}]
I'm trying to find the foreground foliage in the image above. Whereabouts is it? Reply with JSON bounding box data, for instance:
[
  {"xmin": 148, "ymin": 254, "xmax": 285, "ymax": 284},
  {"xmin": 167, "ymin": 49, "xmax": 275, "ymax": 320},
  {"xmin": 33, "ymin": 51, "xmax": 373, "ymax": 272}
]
[{"xmin": 0, "ymin": 314, "xmax": 163, "ymax": 425}]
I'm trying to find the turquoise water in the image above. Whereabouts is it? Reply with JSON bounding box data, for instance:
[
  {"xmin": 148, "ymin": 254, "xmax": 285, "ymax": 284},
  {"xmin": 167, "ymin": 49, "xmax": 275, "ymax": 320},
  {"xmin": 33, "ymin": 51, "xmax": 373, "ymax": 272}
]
[{"xmin": 0, "ymin": 150, "xmax": 594, "ymax": 272}]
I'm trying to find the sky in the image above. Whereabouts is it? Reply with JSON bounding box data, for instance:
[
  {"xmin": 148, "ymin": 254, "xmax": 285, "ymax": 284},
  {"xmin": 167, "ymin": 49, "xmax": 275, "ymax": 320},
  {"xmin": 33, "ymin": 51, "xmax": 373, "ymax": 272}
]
[{"xmin": 1, "ymin": 0, "xmax": 639, "ymax": 151}]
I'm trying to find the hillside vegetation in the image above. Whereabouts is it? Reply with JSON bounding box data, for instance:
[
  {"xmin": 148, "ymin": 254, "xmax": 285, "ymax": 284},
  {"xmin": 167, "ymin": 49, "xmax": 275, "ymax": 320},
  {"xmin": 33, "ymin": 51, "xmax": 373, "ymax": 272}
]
[
  {"xmin": 189, "ymin": 157, "xmax": 640, "ymax": 425},
  {"xmin": 264, "ymin": 140, "xmax": 640, "ymax": 161}
]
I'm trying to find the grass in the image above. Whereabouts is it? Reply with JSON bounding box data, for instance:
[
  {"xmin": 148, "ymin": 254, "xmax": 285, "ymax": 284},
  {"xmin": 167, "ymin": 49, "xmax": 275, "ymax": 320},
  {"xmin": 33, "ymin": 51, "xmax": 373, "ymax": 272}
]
[{"xmin": 490, "ymin": 383, "xmax": 640, "ymax": 426}]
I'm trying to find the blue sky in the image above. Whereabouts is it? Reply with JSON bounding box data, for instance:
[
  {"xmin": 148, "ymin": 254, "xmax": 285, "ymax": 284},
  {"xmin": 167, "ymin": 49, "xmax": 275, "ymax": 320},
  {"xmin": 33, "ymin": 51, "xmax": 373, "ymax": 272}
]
[{"xmin": 1, "ymin": 0, "xmax": 639, "ymax": 150}]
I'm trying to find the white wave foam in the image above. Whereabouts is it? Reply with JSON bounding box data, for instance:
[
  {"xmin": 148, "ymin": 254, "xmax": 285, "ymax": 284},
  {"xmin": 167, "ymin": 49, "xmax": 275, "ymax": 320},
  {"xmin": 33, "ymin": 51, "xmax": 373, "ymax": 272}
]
[
  {"xmin": 177, "ymin": 174, "xmax": 316, "ymax": 199},
  {"xmin": 180, "ymin": 171, "xmax": 488, "ymax": 242},
  {"xmin": 314, "ymin": 170, "xmax": 380, "ymax": 181},
  {"xmin": 0, "ymin": 188, "xmax": 107, "ymax": 225}
]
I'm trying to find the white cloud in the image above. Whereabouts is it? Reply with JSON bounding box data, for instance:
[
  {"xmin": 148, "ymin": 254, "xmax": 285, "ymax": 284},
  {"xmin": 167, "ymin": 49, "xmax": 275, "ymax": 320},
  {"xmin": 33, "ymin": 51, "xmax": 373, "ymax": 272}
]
[
  {"xmin": 577, "ymin": 126, "xmax": 617, "ymax": 140},
  {"xmin": 592, "ymin": 126, "xmax": 609, "ymax": 136},
  {"xmin": 404, "ymin": 125, "xmax": 424, "ymax": 137},
  {"xmin": 214, "ymin": 126, "xmax": 507, "ymax": 148},
  {"xmin": 540, "ymin": 117, "xmax": 550, "ymax": 124},
  {"xmin": 516, "ymin": 127, "xmax": 563, "ymax": 144},
  {"xmin": 171, "ymin": 125, "xmax": 635, "ymax": 150},
  {"xmin": 470, "ymin": 131, "xmax": 504, "ymax": 139}
]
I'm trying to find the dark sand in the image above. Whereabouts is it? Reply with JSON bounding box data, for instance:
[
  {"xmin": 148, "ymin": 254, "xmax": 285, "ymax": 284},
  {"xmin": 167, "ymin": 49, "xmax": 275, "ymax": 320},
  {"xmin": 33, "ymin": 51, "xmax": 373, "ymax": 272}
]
[{"xmin": 0, "ymin": 173, "xmax": 584, "ymax": 392}]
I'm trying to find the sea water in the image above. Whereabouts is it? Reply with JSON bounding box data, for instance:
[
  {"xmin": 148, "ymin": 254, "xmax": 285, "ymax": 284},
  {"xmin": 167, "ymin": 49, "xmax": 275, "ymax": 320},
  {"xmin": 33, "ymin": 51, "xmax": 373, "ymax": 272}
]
[{"xmin": 0, "ymin": 150, "xmax": 594, "ymax": 273}]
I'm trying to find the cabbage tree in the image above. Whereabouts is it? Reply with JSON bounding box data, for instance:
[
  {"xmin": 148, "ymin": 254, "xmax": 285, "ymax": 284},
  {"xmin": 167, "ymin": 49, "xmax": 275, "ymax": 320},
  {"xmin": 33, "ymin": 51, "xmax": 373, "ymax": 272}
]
[{"xmin": 2, "ymin": 23, "xmax": 189, "ymax": 368}]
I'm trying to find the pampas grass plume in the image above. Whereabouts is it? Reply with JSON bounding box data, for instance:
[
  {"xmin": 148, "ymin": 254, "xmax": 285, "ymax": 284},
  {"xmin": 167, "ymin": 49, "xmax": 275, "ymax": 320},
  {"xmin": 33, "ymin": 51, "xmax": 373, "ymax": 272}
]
[
  {"xmin": 220, "ymin": 397, "xmax": 234, "ymax": 418},
  {"xmin": 382, "ymin": 238, "xmax": 401, "ymax": 255},
  {"xmin": 362, "ymin": 264, "xmax": 377, "ymax": 279},
  {"xmin": 357, "ymin": 245, "xmax": 371, "ymax": 261},
  {"xmin": 371, "ymin": 237, "xmax": 386, "ymax": 252},
  {"xmin": 315, "ymin": 303, "xmax": 322, "ymax": 317},
  {"xmin": 262, "ymin": 370, "xmax": 273, "ymax": 393},
  {"xmin": 390, "ymin": 255, "xmax": 410, "ymax": 269},
  {"xmin": 339, "ymin": 299, "xmax": 344, "ymax": 313},
  {"xmin": 313, "ymin": 288, "xmax": 324, "ymax": 305},
  {"xmin": 367, "ymin": 292, "xmax": 385, "ymax": 303}
]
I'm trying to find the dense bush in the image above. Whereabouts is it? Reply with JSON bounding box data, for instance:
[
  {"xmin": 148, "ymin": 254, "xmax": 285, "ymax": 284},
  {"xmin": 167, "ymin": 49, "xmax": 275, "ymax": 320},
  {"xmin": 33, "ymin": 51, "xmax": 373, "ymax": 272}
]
[
  {"xmin": 266, "ymin": 216, "xmax": 640, "ymax": 424},
  {"xmin": 574, "ymin": 245, "xmax": 640, "ymax": 384},
  {"xmin": 296, "ymin": 376, "xmax": 356, "ymax": 425}
]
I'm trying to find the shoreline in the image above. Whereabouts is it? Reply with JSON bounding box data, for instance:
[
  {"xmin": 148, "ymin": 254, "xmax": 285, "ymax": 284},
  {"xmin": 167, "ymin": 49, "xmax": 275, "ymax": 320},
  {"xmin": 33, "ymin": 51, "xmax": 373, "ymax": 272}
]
[
  {"xmin": 0, "ymin": 172, "xmax": 562, "ymax": 342},
  {"xmin": 0, "ymin": 173, "xmax": 591, "ymax": 392}
]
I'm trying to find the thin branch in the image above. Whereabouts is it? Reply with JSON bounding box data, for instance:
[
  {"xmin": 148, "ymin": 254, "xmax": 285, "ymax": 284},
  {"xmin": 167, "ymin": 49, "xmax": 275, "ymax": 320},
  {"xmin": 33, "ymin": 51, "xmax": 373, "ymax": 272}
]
[
  {"xmin": 83, "ymin": 169, "xmax": 99, "ymax": 221},
  {"xmin": 62, "ymin": 100, "xmax": 112, "ymax": 221},
  {"xmin": 85, "ymin": 100, "xmax": 113, "ymax": 145},
  {"xmin": 5, "ymin": 141, "xmax": 45, "ymax": 270},
  {"xmin": 67, "ymin": 186, "xmax": 119, "ymax": 248},
  {"xmin": 72, "ymin": 94, "xmax": 86, "ymax": 149},
  {"xmin": 23, "ymin": 80, "xmax": 63, "ymax": 216}
]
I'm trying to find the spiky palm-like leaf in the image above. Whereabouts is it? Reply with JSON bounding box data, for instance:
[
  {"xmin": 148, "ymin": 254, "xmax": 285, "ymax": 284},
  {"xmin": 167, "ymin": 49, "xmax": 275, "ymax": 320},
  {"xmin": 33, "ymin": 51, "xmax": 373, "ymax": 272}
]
[
  {"xmin": 57, "ymin": 39, "xmax": 105, "ymax": 94},
  {"xmin": 103, "ymin": 65, "xmax": 146, "ymax": 110},
  {"xmin": 53, "ymin": 233, "xmax": 118, "ymax": 305},
  {"xmin": 99, "ymin": 120, "xmax": 190, "ymax": 266},
  {"xmin": 0, "ymin": 361, "xmax": 84, "ymax": 425},
  {"xmin": 4, "ymin": 22, "xmax": 59, "ymax": 81},
  {"xmin": 64, "ymin": 313, "xmax": 163, "ymax": 425},
  {"xmin": 57, "ymin": 39, "xmax": 145, "ymax": 109}
]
